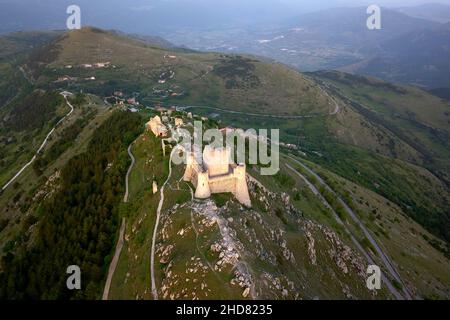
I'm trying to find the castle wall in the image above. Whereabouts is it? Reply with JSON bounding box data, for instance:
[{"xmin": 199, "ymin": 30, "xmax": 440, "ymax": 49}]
[{"xmin": 209, "ymin": 176, "xmax": 237, "ymax": 194}]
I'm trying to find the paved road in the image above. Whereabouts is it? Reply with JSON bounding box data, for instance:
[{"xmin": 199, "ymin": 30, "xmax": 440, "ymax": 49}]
[
  {"xmin": 149, "ymin": 84, "xmax": 340, "ymax": 120},
  {"xmin": 2, "ymin": 93, "xmax": 74, "ymax": 191},
  {"xmin": 185, "ymin": 105, "xmax": 319, "ymax": 119},
  {"xmin": 286, "ymin": 163, "xmax": 404, "ymax": 300},
  {"xmin": 195, "ymin": 83, "xmax": 339, "ymax": 118},
  {"xmin": 286, "ymin": 156, "xmax": 412, "ymax": 299},
  {"xmin": 184, "ymin": 98, "xmax": 339, "ymax": 119}
]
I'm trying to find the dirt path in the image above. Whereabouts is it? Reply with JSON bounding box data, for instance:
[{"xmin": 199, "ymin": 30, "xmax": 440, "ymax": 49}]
[
  {"xmin": 102, "ymin": 217, "xmax": 126, "ymax": 300},
  {"xmin": 19, "ymin": 66, "xmax": 35, "ymax": 85},
  {"xmin": 187, "ymin": 185, "xmax": 225, "ymax": 281},
  {"xmin": 102, "ymin": 139, "xmax": 137, "ymax": 300},
  {"xmin": 286, "ymin": 156, "xmax": 412, "ymax": 299},
  {"xmin": 150, "ymin": 146, "xmax": 180, "ymax": 300},
  {"xmin": 2, "ymin": 92, "xmax": 74, "ymax": 191},
  {"xmin": 123, "ymin": 142, "xmax": 136, "ymax": 203}
]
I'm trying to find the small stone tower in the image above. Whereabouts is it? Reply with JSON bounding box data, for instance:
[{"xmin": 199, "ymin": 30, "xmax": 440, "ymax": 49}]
[
  {"xmin": 195, "ymin": 172, "xmax": 211, "ymax": 199},
  {"xmin": 183, "ymin": 153, "xmax": 195, "ymax": 182},
  {"xmin": 233, "ymin": 164, "xmax": 251, "ymax": 207}
]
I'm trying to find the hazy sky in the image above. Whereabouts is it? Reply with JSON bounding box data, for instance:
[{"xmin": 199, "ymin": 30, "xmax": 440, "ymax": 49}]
[
  {"xmin": 1, "ymin": 0, "xmax": 450, "ymax": 34},
  {"xmin": 282, "ymin": 0, "xmax": 450, "ymax": 6}
]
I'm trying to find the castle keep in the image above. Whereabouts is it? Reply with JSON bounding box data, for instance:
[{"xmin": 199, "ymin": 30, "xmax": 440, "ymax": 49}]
[{"xmin": 183, "ymin": 146, "xmax": 251, "ymax": 207}]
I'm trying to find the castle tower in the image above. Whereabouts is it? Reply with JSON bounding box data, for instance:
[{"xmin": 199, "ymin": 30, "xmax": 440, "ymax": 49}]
[
  {"xmin": 195, "ymin": 171, "xmax": 211, "ymax": 199},
  {"xmin": 183, "ymin": 152, "xmax": 195, "ymax": 182},
  {"xmin": 203, "ymin": 146, "xmax": 231, "ymax": 177},
  {"xmin": 233, "ymin": 164, "xmax": 251, "ymax": 207}
]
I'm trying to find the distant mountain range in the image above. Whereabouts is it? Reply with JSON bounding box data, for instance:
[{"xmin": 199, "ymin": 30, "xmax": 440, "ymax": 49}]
[
  {"xmin": 341, "ymin": 22, "xmax": 450, "ymax": 88},
  {"xmin": 396, "ymin": 3, "xmax": 450, "ymax": 23},
  {"xmin": 0, "ymin": 2, "xmax": 449, "ymax": 88},
  {"xmin": 163, "ymin": 5, "xmax": 450, "ymax": 88}
]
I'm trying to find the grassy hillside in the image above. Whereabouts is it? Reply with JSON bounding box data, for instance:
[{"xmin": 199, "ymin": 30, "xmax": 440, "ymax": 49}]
[
  {"xmin": 283, "ymin": 154, "xmax": 450, "ymax": 299},
  {"xmin": 27, "ymin": 27, "xmax": 334, "ymax": 117},
  {"xmin": 0, "ymin": 28, "xmax": 449, "ymax": 300},
  {"xmin": 312, "ymin": 71, "xmax": 450, "ymax": 185},
  {"xmin": 110, "ymin": 129, "xmax": 389, "ymax": 300},
  {"xmin": 0, "ymin": 93, "xmax": 112, "ymax": 254},
  {"xmin": 185, "ymin": 116, "xmax": 450, "ymax": 241},
  {"xmin": 0, "ymin": 31, "xmax": 61, "ymax": 60},
  {"xmin": 108, "ymin": 116, "xmax": 449, "ymax": 300},
  {"xmin": 0, "ymin": 110, "xmax": 143, "ymax": 299}
]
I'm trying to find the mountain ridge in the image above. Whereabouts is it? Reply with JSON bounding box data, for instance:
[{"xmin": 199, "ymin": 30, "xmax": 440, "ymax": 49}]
[{"xmin": 0, "ymin": 26, "xmax": 449, "ymax": 300}]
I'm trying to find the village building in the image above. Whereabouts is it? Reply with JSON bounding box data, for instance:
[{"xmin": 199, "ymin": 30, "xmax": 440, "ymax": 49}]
[
  {"xmin": 56, "ymin": 75, "xmax": 76, "ymax": 82},
  {"xmin": 147, "ymin": 116, "xmax": 168, "ymax": 137},
  {"xmin": 93, "ymin": 62, "xmax": 110, "ymax": 68},
  {"xmin": 183, "ymin": 146, "xmax": 251, "ymax": 207}
]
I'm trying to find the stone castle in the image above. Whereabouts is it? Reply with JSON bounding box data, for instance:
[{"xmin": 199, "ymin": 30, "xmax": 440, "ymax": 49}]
[
  {"xmin": 146, "ymin": 115, "xmax": 168, "ymax": 137},
  {"xmin": 183, "ymin": 146, "xmax": 251, "ymax": 207}
]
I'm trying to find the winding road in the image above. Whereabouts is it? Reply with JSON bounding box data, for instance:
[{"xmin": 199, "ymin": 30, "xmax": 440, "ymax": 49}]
[
  {"xmin": 184, "ymin": 93, "xmax": 339, "ymax": 120},
  {"xmin": 286, "ymin": 156, "xmax": 412, "ymax": 300},
  {"xmin": 150, "ymin": 145, "xmax": 180, "ymax": 300},
  {"xmin": 149, "ymin": 83, "xmax": 340, "ymax": 120},
  {"xmin": 1, "ymin": 92, "xmax": 74, "ymax": 191},
  {"xmin": 123, "ymin": 143, "xmax": 136, "ymax": 203}
]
